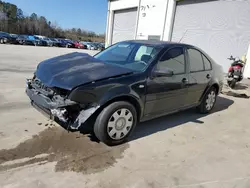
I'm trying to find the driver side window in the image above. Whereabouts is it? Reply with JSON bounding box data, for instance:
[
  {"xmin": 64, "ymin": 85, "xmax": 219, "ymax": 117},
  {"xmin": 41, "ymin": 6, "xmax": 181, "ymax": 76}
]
[{"xmin": 157, "ymin": 47, "xmax": 185, "ymax": 74}]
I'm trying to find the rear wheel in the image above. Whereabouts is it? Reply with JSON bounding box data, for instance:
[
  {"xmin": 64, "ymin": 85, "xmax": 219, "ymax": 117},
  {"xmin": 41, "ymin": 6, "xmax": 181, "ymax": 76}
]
[
  {"xmin": 229, "ymin": 79, "xmax": 237, "ymax": 89},
  {"xmin": 94, "ymin": 101, "xmax": 137, "ymax": 146},
  {"xmin": 197, "ymin": 87, "xmax": 217, "ymax": 114},
  {"xmin": 0, "ymin": 39, "xmax": 3, "ymax": 44}
]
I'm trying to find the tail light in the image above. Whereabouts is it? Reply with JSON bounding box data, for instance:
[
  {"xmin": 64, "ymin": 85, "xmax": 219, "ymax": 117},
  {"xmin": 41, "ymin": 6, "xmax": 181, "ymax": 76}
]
[
  {"xmin": 234, "ymin": 65, "xmax": 241, "ymax": 70},
  {"xmin": 228, "ymin": 66, "xmax": 233, "ymax": 72}
]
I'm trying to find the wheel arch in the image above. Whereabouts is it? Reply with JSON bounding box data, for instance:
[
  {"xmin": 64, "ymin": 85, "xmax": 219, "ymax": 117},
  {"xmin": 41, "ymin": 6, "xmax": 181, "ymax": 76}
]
[
  {"xmin": 200, "ymin": 82, "xmax": 220, "ymax": 102},
  {"xmin": 91, "ymin": 95, "xmax": 142, "ymax": 123}
]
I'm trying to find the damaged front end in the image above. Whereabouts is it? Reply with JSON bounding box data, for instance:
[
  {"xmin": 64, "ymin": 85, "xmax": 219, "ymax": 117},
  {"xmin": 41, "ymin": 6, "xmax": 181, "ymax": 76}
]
[{"xmin": 26, "ymin": 78, "xmax": 99, "ymax": 130}]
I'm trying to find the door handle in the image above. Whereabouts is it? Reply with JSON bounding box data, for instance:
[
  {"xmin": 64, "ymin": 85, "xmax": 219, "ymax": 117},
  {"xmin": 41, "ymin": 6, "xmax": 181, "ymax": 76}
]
[
  {"xmin": 182, "ymin": 78, "xmax": 188, "ymax": 84},
  {"xmin": 206, "ymin": 74, "xmax": 211, "ymax": 79}
]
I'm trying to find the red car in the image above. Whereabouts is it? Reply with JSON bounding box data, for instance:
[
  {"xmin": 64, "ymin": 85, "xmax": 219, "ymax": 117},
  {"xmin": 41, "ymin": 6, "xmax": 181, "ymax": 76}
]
[{"xmin": 74, "ymin": 41, "xmax": 86, "ymax": 49}]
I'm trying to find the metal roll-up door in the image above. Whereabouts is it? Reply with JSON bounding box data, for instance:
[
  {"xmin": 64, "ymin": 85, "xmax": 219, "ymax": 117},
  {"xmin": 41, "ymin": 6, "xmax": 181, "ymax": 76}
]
[
  {"xmin": 171, "ymin": 0, "xmax": 250, "ymax": 71},
  {"xmin": 112, "ymin": 8, "xmax": 138, "ymax": 44}
]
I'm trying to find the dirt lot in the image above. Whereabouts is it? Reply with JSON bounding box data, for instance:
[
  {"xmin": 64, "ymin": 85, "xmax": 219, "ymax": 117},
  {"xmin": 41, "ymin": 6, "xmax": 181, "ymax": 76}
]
[{"xmin": 0, "ymin": 44, "xmax": 250, "ymax": 188}]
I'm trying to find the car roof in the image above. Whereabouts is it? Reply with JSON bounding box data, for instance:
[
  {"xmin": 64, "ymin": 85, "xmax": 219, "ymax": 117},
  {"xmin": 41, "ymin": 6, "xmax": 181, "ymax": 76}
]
[{"xmin": 123, "ymin": 40, "xmax": 194, "ymax": 48}]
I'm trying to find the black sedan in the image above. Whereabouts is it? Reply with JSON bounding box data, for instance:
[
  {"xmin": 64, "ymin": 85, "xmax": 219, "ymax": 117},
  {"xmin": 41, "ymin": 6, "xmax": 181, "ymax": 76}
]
[
  {"xmin": 0, "ymin": 32, "xmax": 17, "ymax": 44},
  {"xmin": 50, "ymin": 38, "xmax": 61, "ymax": 47},
  {"xmin": 26, "ymin": 40, "xmax": 224, "ymax": 145},
  {"xmin": 16, "ymin": 35, "xmax": 39, "ymax": 46}
]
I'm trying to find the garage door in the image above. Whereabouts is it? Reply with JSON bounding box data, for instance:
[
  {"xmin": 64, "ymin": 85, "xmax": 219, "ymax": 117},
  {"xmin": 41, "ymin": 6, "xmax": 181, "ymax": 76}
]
[
  {"xmin": 112, "ymin": 8, "xmax": 138, "ymax": 44},
  {"xmin": 171, "ymin": 0, "xmax": 250, "ymax": 71}
]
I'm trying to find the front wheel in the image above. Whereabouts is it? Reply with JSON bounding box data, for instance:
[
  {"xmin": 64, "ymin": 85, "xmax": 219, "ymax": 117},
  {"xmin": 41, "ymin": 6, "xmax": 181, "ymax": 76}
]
[
  {"xmin": 94, "ymin": 101, "xmax": 137, "ymax": 146},
  {"xmin": 0, "ymin": 39, "xmax": 3, "ymax": 44},
  {"xmin": 197, "ymin": 87, "xmax": 217, "ymax": 114}
]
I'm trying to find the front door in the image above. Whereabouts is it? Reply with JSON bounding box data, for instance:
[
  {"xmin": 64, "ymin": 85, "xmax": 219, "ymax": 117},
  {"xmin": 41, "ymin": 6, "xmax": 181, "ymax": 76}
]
[{"xmin": 144, "ymin": 47, "xmax": 189, "ymax": 117}]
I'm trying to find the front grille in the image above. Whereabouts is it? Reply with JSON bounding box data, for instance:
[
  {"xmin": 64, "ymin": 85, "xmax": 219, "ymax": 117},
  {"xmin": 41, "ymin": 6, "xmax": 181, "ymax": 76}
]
[
  {"xmin": 31, "ymin": 78, "xmax": 54, "ymax": 96},
  {"xmin": 30, "ymin": 78, "xmax": 69, "ymax": 97}
]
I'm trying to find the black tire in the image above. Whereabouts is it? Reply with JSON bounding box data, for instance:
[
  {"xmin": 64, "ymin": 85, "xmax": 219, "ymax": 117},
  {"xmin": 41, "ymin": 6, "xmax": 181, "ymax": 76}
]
[
  {"xmin": 229, "ymin": 79, "xmax": 237, "ymax": 89},
  {"xmin": 94, "ymin": 101, "xmax": 137, "ymax": 146},
  {"xmin": 197, "ymin": 87, "xmax": 217, "ymax": 114}
]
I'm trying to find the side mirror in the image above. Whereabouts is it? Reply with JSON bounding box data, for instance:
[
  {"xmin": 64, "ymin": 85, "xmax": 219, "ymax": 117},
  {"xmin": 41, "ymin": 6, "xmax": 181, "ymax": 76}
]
[{"xmin": 153, "ymin": 68, "xmax": 174, "ymax": 77}]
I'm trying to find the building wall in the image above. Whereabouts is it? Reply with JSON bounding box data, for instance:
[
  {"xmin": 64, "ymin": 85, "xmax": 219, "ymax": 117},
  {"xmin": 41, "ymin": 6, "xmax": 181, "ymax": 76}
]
[
  {"xmin": 109, "ymin": 0, "xmax": 139, "ymax": 11},
  {"xmin": 106, "ymin": 0, "xmax": 176, "ymax": 46},
  {"xmin": 162, "ymin": 0, "xmax": 176, "ymax": 41},
  {"xmin": 136, "ymin": 0, "xmax": 168, "ymax": 40},
  {"xmin": 106, "ymin": 0, "xmax": 140, "ymax": 47}
]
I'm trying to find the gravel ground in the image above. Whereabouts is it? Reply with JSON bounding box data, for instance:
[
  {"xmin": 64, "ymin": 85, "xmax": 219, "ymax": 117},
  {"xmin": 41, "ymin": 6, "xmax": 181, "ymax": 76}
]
[{"xmin": 0, "ymin": 44, "xmax": 250, "ymax": 188}]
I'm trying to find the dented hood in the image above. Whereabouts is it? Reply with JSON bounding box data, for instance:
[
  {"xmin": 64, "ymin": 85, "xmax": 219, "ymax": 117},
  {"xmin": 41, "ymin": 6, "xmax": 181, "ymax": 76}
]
[{"xmin": 35, "ymin": 52, "xmax": 133, "ymax": 90}]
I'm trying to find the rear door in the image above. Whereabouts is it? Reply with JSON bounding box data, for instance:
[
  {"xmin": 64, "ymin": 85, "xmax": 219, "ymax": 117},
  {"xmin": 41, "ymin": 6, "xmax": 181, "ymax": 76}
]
[{"xmin": 185, "ymin": 47, "xmax": 212, "ymax": 105}]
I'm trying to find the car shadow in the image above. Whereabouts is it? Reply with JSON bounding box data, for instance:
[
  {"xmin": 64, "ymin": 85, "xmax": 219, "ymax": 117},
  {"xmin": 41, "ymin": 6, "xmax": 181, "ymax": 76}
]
[
  {"xmin": 57, "ymin": 96, "xmax": 234, "ymax": 143},
  {"xmin": 129, "ymin": 96, "xmax": 234, "ymax": 142},
  {"xmin": 233, "ymin": 83, "xmax": 248, "ymax": 90}
]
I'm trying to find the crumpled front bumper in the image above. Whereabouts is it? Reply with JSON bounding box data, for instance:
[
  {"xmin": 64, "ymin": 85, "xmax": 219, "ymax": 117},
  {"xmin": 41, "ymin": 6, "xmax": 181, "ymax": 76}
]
[
  {"xmin": 26, "ymin": 87, "xmax": 76, "ymax": 110},
  {"xmin": 26, "ymin": 80, "xmax": 99, "ymax": 130},
  {"xmin": 26, "ymin": 78, "xmax": 76, "ymax": 122}
]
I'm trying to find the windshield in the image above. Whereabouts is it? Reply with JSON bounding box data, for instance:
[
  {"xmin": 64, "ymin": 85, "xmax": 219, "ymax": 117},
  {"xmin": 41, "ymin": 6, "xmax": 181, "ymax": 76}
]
[{"xmin": 95, "ymin": 42, "xmax": 162, "ymax": 72}]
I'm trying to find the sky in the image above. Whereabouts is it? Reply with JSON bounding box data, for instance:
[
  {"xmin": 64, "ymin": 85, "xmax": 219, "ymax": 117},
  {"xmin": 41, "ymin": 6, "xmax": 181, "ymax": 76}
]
[{"xmin": 5, "ymin": 0, "xmax": 108, "ymax": 34}]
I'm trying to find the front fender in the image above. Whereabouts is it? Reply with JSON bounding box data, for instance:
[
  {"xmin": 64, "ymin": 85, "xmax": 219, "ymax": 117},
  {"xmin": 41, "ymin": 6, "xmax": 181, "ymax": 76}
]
[
  {"xmin": 98, "ymin": 85, "xmax": 141, "ymax": 105},
  {"xmin": 68, "ymin": 83, "xmax": 144, "ymax": 129}
]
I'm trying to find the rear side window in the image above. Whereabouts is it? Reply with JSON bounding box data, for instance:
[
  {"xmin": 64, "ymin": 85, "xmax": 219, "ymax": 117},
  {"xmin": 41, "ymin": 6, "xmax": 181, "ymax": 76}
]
[
  {"xmin": 188, "ymin": 48, "xmax": 204, "ymax": 72},
  {"xmin": 202, "ymin": 55, "xmax": 212, "ymax": 70}
]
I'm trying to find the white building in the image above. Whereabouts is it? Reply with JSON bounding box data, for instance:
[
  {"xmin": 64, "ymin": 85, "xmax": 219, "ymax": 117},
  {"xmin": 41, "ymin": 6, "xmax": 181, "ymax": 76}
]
[{"xmin": 105, "ymin": 0, "xmax": 250, "ymax": 72}]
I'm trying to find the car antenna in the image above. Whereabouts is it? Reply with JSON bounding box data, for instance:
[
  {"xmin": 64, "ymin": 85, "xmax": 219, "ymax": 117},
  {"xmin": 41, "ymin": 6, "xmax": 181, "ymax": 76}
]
[{"xmin": 178, "ymin": 29, "xmax": 188, "ymax": 43}]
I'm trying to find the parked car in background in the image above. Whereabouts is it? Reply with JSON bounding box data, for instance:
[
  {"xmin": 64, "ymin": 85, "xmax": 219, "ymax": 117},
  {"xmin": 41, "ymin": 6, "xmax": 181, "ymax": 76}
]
[
  {"xmin": 56, "ymin": 39, "xmax": 74, "ymax": 48},
  {"xmin": 17, "ymin": 35, "xmax": 39, "ymax": 46},
  {"xmin": 89, "ymin": 43, "xmax": 98, "ymax": 50},
  {"xmin": 16, "ymin": 35, "xmax": 26, "ymax": 45},
  {"xmin": 28, "ymin": 35, "xmax": 41, "ymax": 46},
  {"xmin": 42, "ymin": 38, "xmax": 54, "ymax": 46},
  {"xmin": 34, "ymin": 35, "xmax": 53, "ymax": 46},
  {"xmin": 0, "ymin": 32, "xmax": 9, "ymax": 44},
  {"xmin": 9, "ymin": 33, "xmax": 19, "ymax": 38},
  {"xmin": 74, "ymin": 41, "xmax": 86, "ymax": 49},
  {"xmin": 96, "ymin": 43, "xmax": 105, "ymax": 51},
  {"xmin": 50, "ymin": 38, "xmax": 61, "ymax": 47},
  {"xmin": 25, "ymin": 40, "xmax": 224, "ymax": 146},
  {"xmin": 8, "ymin": 33, "xmax": 20, "ymax": 44},
  {"xmin": 55, "ymin": 38, "xmax": 66, "ymax": 47},
  {"xmin": 81, "ymin": 42, "xmax": 91, "ymax": 50},
  {"xmin": 34, "ymin": 36, "xmax": 46, "ymax": 46},
  {"xmin": 65, "ymin": 39, "xmax": 75, "ymax": 48},
  {"xmin": 0, "ymin": 32, "xmax": 18, "ymax": 44}
]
